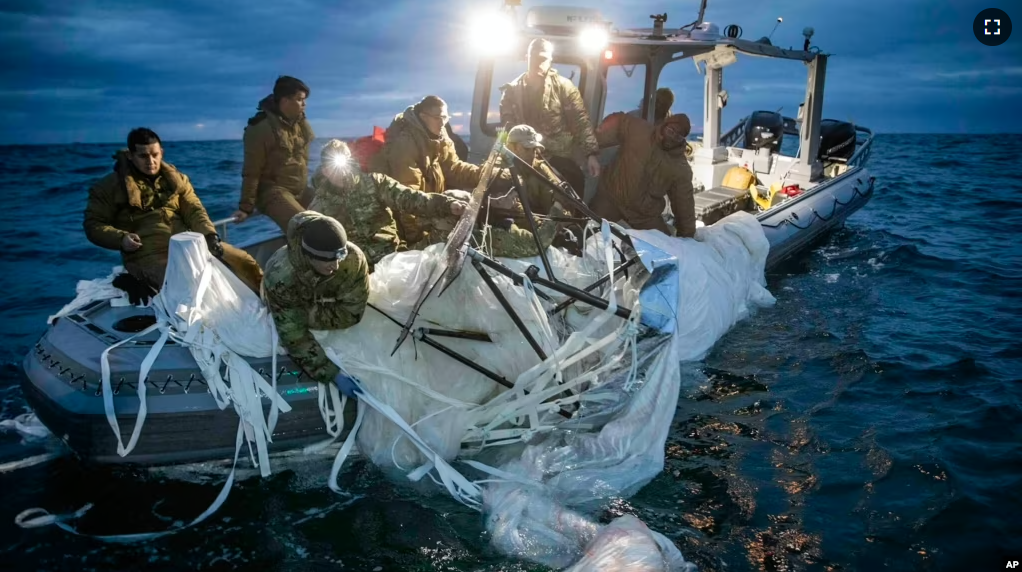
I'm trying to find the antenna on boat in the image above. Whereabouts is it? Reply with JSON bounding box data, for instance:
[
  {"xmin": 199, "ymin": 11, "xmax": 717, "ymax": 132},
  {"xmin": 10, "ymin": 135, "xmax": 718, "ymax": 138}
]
[
  {"xmin": 768, "ymin": 17, "xmax": 783, "ymax": 42},
  {"xmin": 754, "ymin": 16, "xmax": 782, "ymax": 45},
  {"xmin": 802, "ymin": 27, "xmax": 815, "ymax": 51},
  {"xmin": 679, "ymin": 0, "xmax": 708, "ymax": 30},
  {"xmin": 695, "ymin": 0, "xmax": 708, "ymax": 27}
]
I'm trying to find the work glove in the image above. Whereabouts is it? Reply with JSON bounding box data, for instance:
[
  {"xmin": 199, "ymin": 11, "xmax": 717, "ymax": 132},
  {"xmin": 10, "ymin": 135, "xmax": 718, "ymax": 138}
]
[
  {"xmin": 112, "ymin": 273, "xmax": 158, "ymax": 306},
  {"xmin": 444, "ymin": 189, "xmax": 472, "ymax": 202},
  {"xmin": 205, "ymin": 233, "xmax": 224, "ymax": 258},
  {"xmin": 493, "ymin": 217, "xmax": 515, "ymax": 231},
  {"xmin": 333, "ymin": 372, "xmax": 361, "ymax": 399}
]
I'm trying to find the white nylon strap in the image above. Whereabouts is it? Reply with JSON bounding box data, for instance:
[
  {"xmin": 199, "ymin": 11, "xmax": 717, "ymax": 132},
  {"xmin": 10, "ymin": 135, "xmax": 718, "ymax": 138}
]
[{"xmin": 15, "ymin": 419, "xmax": 247, "ymax": 543}]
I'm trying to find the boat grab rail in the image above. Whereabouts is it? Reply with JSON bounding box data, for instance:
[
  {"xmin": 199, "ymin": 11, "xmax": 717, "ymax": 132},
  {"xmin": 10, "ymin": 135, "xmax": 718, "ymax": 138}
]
[
  {"xmin": 720, "ymin": 115, "xmax": 800, "ymax": 149},
  {"xmin": 846, "ymin": 125, "xmax": 874, "ymax": 170},
  {"xmin": 211, "ymin": 217, "xmax": 236, "ymax": 242},
  {"xmin": 720, "ymin": 117, "xmax": 747, "ymax": 148}
]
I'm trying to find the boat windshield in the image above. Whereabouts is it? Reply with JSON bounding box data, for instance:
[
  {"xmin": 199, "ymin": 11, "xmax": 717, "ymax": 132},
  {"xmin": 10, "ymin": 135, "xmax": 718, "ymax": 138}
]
[{"xmin": 602, "ymin": 63, "xmax": 647, "ymax": 122}]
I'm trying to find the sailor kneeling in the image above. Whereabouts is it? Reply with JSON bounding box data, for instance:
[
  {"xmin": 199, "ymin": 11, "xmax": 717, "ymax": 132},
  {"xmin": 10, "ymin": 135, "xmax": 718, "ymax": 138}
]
[
  {"xmin": 261, "ymin": 212, "xmax": 369, "ymax": 397},
  {"xmin": 309, "ymin": 139, "xmax": 466, "ymax": 272},
  {"xmin": 83, "ymin": 128, "xmax": 264, "ymax": 304}
]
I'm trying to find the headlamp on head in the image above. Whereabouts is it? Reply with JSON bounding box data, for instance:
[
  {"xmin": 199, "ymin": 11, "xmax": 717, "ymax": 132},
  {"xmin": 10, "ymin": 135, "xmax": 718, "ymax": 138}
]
[
  {"xmin": 328, "ymin": 152, "xmax": 350, "ymax": 171},
  {"xmin": 320, "ymin": 139, "xmax": 353, "ymax": 173}
]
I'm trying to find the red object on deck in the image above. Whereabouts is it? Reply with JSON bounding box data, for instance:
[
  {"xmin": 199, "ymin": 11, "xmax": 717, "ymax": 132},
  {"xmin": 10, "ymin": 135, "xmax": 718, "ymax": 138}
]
[
  {"xmin": 782, "ymin": 184, "xmax": 803, "ymax": 197},
  {"xmin": 351, "ymin": 126, "xmax": 386, "ymax": 172}
]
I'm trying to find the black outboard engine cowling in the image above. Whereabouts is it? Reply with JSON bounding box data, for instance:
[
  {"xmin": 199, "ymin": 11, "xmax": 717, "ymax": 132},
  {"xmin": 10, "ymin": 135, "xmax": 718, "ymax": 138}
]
[
  {"xmin": 743, "ymin": 111, "xmax": 783, "ymax": 152},
  {"xmin": 818, "ymin": 119, "xmax": 856, "ymax": 161}
]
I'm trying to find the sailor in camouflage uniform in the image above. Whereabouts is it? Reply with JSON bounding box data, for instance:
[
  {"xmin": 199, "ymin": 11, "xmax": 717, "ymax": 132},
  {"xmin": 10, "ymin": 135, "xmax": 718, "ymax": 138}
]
[
  {"xmin": 261, "ymin": 212, "xmax": 368, "ymax": 395},
  {"xmin": 498, "ymin": 39, "xmax": 602, "ymax": 196},
  {"xmin": 309, "ymin": 140, "xmax": 466, "ymax": 271}
]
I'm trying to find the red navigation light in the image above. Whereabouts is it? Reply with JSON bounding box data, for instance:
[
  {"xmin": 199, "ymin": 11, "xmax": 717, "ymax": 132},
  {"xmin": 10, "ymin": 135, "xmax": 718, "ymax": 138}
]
[{"xmin": 603, "ymin": 49, "xmax": 613, "ymax": 60}]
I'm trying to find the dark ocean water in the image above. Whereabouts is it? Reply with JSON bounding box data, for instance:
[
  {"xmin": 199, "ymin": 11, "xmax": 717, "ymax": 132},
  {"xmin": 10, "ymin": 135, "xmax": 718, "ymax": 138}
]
[{"xmin": 0, "ymin": 135, "xmax": 1020, "ymax": 571}]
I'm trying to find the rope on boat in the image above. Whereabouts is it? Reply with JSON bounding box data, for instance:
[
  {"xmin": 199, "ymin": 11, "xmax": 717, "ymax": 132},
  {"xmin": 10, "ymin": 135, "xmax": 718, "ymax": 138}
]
[{"xmin": 760, "ymin": 176, "xmax": 875, "ymax": 230}]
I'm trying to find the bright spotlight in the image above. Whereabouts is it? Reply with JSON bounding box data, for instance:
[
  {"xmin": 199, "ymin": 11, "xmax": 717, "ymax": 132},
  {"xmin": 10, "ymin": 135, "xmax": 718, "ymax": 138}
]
[
  {"xmin": 578, "ymin": 26, "xmax": 608, "ymax": 53},
  {"xmin": 468, "ymin": 11, "xmax": 518, "ymax": 57}
]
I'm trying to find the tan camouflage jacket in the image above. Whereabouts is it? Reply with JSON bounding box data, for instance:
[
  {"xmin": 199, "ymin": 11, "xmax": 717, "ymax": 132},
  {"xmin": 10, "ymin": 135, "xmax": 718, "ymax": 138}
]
[
  {"xmin": 239, "ymin": 95, "xmax": 316, "ymax": 214},
  {"xmin": 308, "ymin": 169, "xmax": 459, "ymax": 270},
  {"xmin": 83, "ymin": 151, "xmax": 217, "ymax": 287},
  {"xmin": 262, "ymin": 212, "xmax": 370, "ymax": 384},
  {"xmin": 498, "ymin": 69, "xmax": 600, "ymax": 160}
]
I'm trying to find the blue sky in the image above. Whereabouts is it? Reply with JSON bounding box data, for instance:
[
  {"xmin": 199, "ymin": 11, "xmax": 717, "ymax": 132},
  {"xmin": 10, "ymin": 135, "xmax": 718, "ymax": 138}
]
[{"xmin": 0, "ymin": 0, "xmax": 1019, "ymax": 144}]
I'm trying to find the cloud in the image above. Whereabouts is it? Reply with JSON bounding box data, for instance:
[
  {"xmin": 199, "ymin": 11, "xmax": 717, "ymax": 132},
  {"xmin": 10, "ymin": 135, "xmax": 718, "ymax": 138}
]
[
  {"xmin": 0, "ymin": 0, "xmax": 1019, "ymax": 144},
  {"xmin": 917, "ymin": 66, "xmax": 1022, "ymax": 81}
]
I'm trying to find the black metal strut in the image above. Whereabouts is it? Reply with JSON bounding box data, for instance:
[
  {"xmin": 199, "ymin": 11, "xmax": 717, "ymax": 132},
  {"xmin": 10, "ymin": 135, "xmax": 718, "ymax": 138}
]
[
  {"xmin": 471, "ymin": 258, "xmax": 549, "ymax": 362},
  {"xmin": 368, "ymin": 303, "xmax": 572, "ymax": 419},
  {"xmin": 505, "ymin": 157, "xmax": 555, "ymax": 283},
  {"xmin": 467, "ymin": 248, "xmax": 634, "ymax": 321},
  {"xmin": 548, "ymin": 255, "xmax": 641, "ymax": 316}
]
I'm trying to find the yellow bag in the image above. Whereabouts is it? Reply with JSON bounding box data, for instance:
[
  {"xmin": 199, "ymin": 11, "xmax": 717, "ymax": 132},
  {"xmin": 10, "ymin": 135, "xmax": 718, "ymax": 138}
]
[
  {"xmin": 752, "ymin": 181, "xmax": 786, "ymax": 210},
  {"xmin": 722, "ymin": 166, "xmax": 755, "ymax": 190}
]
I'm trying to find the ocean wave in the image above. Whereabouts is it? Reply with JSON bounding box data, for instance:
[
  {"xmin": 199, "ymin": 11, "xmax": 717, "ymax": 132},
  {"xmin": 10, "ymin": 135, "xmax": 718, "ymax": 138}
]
[
  {"xmin": 25, "ymin": 165, "xmax": 58, "ymax": 174},
  {"xmin": 214, "ymin": 159, "xmax": 241, "ymax": 172},
  {"xmin": 42, "ymin": 182, "xmax": 83, "ymax": 196},
  {"xmin": 70, "ymin": 165, "xmax": 109, "ymax": 175},
  {"xmin": 928, "ymin": 158, "xmax": 968, "ymax": 169}
]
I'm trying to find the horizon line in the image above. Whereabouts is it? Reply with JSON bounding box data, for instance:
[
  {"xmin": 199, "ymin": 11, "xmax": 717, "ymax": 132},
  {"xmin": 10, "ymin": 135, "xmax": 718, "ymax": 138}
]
[{"xmin": 2, "ymin": 131, "xmax": 1020, "ymax": 148}]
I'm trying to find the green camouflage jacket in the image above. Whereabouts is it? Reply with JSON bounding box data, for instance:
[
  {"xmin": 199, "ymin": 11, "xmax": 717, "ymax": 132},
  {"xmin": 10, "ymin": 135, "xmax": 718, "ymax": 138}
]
[
  {"xmin": 308, "ymin": 169, "xmax": 459, "ymax": 270},
  {"xmin": 499, "ymin": 69, "xmax": 600, "ymax": 159},
  {"xmin": 421, "ymin": 203, "xmax": 567, "ymax": 259},
  {"xmin": 262, "ymin": 211, "xmax": 369, "ymax": 383},
  {"xmin": 489, "ymin": 154, "xmax": 563, "ymax": 218}
]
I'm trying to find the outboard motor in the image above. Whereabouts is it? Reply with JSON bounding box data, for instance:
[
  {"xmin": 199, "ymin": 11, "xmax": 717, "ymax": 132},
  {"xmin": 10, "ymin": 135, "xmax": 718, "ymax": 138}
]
[
  {"xmin": 743, "ymin": 111, "xmax": 783, "ymax": 153},
  {"xmin": 818, "ymin": 119, "xmax": 856, "ymax": 161}
]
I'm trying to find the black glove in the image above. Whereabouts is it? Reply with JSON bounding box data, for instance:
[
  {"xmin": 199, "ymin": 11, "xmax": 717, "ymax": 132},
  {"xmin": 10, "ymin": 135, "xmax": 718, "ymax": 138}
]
[
  {"xmin": 205, "ymin": 233, "xmax": 224, "ymax": 258},
  {"xmin": 553, "ymin": 226, "xmax": 583, "ymax": 257},
  {"xmin": 493, "ymin": 218, "xmax": 515, "ymax": 231},
  {"xmin": 112, "ymin": 273, "xmax": 158, "ymax": 306}
]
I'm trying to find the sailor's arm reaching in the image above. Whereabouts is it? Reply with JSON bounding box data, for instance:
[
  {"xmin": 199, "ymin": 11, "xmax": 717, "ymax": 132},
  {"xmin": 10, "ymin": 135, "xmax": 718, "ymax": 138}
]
[{"xmin": 262, "ymin": 213, "xmax": 369, "ymax": 395}]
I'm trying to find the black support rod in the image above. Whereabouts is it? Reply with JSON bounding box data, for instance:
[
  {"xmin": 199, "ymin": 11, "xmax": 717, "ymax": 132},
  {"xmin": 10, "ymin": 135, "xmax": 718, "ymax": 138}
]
[
  {"xmin": 548, "ymin": 255, "xmax": 641, "ymax": 316},
  {"xmin": 469, "ymin": 248, "xmax": 634, "ymax": 321},
  {"xmin": 415, "ymin": 334, "xmax": 512, "ymax": 388},
  {"xmin": 525, "ymin": 265, "xmax": 633, "ymax": 320},
  {"xmin": 369, "ymin": 303, "xmax": 571, "ymax": 420},
  {"xmin": 504, "ymin": 150, "xmax": 630, "ymax": 243},
  {"xmin": 507, "ymin": 160, "xmax": 555, "ymax": 282},
  {"xmin": 472, "ymin": 258, "xmax": 549, "ymax": 362},
  {"xmin": 417, "ymin": 328, "xmax": 492, "ymax": 343}
]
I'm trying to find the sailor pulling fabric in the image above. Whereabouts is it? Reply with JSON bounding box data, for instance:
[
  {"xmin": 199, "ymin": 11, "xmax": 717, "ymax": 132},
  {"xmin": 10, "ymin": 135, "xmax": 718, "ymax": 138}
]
[{"xmin": 262, "ymin": 212, "xmax": 369, "ymax": 384}]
